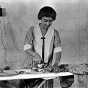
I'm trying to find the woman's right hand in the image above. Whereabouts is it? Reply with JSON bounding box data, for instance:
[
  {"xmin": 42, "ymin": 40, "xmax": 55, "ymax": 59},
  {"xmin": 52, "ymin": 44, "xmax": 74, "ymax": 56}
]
[
  {"xmin": 33, "ymin": 53, "xmax": 42, "ymax": 67},
  {"xmin": 33, "ymin": 53, "xmax": 42, "ymax": 62}
]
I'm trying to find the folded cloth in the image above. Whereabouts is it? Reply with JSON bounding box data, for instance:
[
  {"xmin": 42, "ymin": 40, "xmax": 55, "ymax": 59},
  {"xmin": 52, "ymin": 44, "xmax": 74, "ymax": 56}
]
[
  {"xmin": 53, "ymin": 64, "xmax": 69, "ymax": 73},
  {"xmin": 68, "ymin": 64, "xmax": 88, "ymax": 75}
]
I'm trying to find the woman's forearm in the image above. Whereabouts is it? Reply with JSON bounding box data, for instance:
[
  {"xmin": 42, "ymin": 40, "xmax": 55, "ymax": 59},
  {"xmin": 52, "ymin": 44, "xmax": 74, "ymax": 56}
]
[
  {"xmin": 53, "ymin": 52, "xmax": 62, "ymax": 66},
  {"xmin": 25, "ymin": 49, "xmax": 36, "ymax": 57}
]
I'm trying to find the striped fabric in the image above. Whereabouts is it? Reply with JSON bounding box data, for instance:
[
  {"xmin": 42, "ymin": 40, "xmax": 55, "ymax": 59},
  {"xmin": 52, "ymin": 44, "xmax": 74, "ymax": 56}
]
[{"xmin": 40, "ymin": 80, "xmax": 53, "ymax": 88}]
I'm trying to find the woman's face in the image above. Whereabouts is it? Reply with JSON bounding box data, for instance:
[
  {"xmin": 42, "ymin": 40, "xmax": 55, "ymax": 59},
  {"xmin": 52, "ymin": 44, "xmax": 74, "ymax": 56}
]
[{"xmin": 40, "ymin": 17, "xmax": 53, "ymax": 29}]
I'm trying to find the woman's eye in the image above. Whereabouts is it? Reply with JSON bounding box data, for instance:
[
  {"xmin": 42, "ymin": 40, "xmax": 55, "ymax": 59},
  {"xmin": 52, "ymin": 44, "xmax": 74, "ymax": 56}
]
[{"xmin": 44, "ymin": 20, "xmax": 48, "ymax": 22}]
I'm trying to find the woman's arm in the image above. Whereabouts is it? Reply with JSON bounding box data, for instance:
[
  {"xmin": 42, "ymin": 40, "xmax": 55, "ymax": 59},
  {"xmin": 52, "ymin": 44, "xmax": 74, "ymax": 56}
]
[
  {"xmin": 53, "ymin": 29, "xmax": 62, "ymax": 66},
  {"xmin": 24, "ymin": 26, "xmax": 42, "ymax": 66}
]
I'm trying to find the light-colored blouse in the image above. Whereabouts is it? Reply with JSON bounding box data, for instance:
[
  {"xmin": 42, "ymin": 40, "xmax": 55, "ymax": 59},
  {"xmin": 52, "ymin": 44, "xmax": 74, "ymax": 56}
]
[{"xmin": 24, "ymin": 24, "xmax": 62, "ymax": 65}]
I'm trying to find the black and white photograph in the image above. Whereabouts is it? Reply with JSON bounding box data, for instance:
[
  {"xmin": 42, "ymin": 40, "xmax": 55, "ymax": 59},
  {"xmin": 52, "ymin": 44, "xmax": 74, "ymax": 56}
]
[{"xmin": 0, "ymin": 0, "xmax": 87, "ymax": 88}]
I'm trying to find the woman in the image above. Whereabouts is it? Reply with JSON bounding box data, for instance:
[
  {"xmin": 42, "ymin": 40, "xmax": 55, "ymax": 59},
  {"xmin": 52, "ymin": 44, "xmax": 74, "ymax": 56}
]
[{"xmin": 23, "ymin": 6, "xmax": 62, "ymax": 88}]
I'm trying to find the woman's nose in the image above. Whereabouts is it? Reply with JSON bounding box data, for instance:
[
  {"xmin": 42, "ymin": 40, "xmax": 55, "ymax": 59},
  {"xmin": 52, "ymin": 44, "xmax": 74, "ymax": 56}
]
[{"xmin": 46, "ymin": 22, "xmax": 50, "ymax": 26}]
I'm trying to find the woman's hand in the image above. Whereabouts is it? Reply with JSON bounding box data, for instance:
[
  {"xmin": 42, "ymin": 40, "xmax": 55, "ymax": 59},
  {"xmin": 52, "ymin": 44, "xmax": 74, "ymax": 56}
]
[
  {"xmin": 44, "ymin": 64, "xmax": 53, "ymax": 72},
  {"xmin": 33, "ymin": 53, "xmax": 42, "ymax": 62},
  {"xmin": 32, "ymin": 53, "xmax": 42, "ymax": 68}
]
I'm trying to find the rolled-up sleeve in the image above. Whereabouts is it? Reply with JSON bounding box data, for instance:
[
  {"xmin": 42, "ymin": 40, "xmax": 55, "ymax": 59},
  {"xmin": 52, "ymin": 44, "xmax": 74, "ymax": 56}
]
[
  {"xmin": 24, "ymin": 26, "xmax": 34, "ymax": 51},
  {"xmin": 54, "ymin": 30, "xmax": 62, "ymax": 53}
]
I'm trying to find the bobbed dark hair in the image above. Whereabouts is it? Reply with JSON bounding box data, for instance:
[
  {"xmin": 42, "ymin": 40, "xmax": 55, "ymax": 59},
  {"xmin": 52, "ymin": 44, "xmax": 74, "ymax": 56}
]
[{"xmin": 38, "ymin": 6, "xmax": 56, "ymax": 21}]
